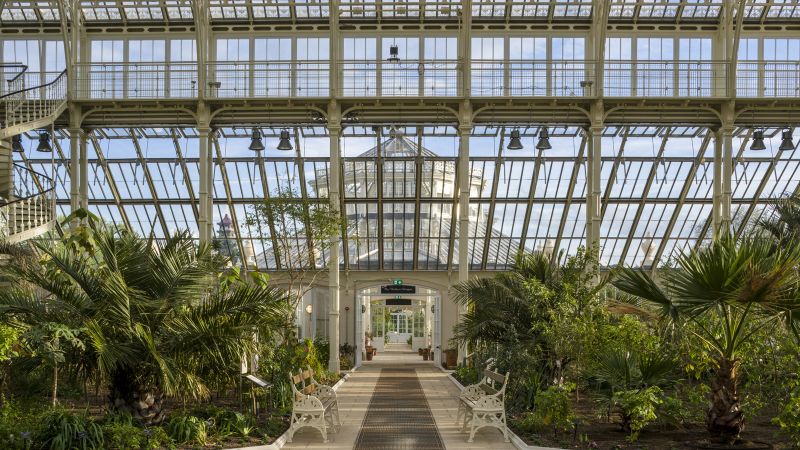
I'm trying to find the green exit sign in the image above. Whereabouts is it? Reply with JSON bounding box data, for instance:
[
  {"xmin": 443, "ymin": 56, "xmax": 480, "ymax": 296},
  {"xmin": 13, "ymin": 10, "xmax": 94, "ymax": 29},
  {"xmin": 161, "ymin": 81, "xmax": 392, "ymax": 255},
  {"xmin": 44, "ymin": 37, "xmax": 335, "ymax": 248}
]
[{"xmin": 393, "ymin": 279, "xmax": 403, "ymax": 285}]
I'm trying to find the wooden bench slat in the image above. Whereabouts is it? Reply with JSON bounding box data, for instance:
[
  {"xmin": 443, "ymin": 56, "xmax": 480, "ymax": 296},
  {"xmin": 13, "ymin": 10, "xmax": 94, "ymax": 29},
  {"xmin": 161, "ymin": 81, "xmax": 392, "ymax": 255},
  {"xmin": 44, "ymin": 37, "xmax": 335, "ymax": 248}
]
[{"xmin": 483, "ymin": 369, "xmax": 506, "ymax": 384}]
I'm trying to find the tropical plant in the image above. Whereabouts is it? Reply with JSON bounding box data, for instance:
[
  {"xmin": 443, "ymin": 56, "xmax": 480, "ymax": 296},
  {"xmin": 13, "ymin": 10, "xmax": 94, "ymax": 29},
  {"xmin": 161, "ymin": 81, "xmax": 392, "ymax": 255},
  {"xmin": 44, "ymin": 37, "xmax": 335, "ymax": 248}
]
[
  {"xmin": 612, "ymin": 386, "xmax": 663, "ymax": 442},
  {"xmin": 613, "ymin": 234, "xmax": 800, "ymax": 443},
  {"xmin": 21, "ymin": 322, "xmax": 84, "ymax": 406},
  {"xmin": 246, "ymin": 186, "xmax": 346, "ymax": 346},
  {"xmin": 37, "ymin": 409, "xmax": 103, "ymax": 450},
  {"xmin": 451, "ymin": 248, "xmax": 606, "ymax": 409},
  {"xmin": 0, "ymin": 211, "xmax": 288, "ymax": 425},
  {"xmin": 758, "ymin": 194, "xmax": 800, "ymax": 245},
  {"xmin": 772, "ymin": 387, "xmax": 800, "ymax": 447},
  {"xmin": 165, "ymin": 413, "xmax": 212, "ymax": 446}
]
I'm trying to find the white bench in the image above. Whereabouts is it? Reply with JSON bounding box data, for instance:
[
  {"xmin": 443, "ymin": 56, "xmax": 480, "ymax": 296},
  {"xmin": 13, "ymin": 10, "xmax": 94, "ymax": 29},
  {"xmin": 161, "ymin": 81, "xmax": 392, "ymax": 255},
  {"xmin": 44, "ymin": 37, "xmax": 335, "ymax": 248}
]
[
  {"xmin": 456, "ymin": 366, "xmax": 510, "ymax": 443},
  {"xmin": 287, "ymin": 367, "xmax": 340, "ymax": 443}
]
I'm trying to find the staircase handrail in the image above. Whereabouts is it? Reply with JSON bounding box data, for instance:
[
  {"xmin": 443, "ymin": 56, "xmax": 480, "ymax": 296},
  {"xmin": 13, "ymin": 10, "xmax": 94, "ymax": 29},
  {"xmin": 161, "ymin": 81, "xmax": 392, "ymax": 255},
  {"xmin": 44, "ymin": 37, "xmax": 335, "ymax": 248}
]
[
  {"xmin": 1, "ymin": 63, "xmax": 28, "ymax": 98},
  {"xmin": 0, "ymin": 68, "xmax": 66, "ymax": 100},
  {"xmin": 1, "ymin": 163, "xmax": 55, "ymax": 208}
]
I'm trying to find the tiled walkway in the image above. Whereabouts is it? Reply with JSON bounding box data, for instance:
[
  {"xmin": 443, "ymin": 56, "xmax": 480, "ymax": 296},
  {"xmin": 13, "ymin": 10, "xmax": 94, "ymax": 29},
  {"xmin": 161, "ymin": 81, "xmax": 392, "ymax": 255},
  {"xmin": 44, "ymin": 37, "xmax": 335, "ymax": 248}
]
[{"xmin": 283, "ymin": 350, "xmax": 516, "ymax": 449}]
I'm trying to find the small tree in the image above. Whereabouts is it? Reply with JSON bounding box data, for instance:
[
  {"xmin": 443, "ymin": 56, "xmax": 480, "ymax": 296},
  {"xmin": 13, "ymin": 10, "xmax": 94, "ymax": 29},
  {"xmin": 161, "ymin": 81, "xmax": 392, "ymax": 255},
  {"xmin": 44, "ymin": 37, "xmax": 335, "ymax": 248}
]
[
  {"xmin": 22, "ymin": 322, "xmax": 84, "ymax": 406},
  {"xmin": 614, "ymin": 234, "xmax": 800, "ymax": 443},
  {"xmin": 245, "ymin": 186, "xmax": 346, "ymax": 341}
]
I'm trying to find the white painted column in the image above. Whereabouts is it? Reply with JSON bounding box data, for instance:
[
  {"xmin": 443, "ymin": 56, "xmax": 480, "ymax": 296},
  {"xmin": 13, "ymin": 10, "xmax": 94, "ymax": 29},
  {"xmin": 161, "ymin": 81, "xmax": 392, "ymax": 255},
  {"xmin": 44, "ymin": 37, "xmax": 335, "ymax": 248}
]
[
  {"xmin": 712, "ymin": 127, "xmax": 723, "ymax": 235},
  {"xmin": 69, "ymin": 127, "xmax": 80, "ymax": 215},
  {"xmin": 79, "ymin": 129, "xmax": 88, "ymax": 213},
  {"xmin": 457, "ymin": 103, "xmax": 472, "ymax": 364},
  {"xmin": 720, "ymin": 125, "xmax": 734, "ymax": 232},
  {"xmin": 586, "ymin": 124, "xmax": 603, "ymax": 255},
  {"xmin": 328, "ymin": 103, "xmax": 342, "ymax": 373},
  {"xmin": 206, "ymin": 129, "xmax": 214, "ymax": 241},
  {"xmin": 198, "ymin": 126, "xmax": 210, "ymax": 243}
]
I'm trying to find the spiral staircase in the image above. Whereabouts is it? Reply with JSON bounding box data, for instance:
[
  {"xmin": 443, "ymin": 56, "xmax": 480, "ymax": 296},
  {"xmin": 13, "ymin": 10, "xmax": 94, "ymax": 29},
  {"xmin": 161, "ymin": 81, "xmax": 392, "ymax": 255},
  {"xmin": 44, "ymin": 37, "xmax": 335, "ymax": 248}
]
[{"xmin": 0, "ymin": 63, "xmax": 66, "ymax": 243}]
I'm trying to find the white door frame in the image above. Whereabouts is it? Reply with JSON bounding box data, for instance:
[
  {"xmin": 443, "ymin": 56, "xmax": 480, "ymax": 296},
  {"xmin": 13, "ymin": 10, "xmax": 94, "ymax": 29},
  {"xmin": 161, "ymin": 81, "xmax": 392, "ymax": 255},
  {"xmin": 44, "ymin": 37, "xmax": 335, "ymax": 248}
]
[{"xmin": 354, "ymin": 286, "xmax": 442, "ymax": 368}]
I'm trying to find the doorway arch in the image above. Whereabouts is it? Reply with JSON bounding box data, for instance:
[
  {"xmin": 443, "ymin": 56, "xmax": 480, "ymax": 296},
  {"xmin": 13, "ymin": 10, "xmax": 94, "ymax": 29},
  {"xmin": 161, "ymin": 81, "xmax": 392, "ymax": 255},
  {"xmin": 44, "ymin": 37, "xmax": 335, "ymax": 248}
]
[{"xmin": 354, "ymin": 283, "xmax": 442, "ymax": 367}]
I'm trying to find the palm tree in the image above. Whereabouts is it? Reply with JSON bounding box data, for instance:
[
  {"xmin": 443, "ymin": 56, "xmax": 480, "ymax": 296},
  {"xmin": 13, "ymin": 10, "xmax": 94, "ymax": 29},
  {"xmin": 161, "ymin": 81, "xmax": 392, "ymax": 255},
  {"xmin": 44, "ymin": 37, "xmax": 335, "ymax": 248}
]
[
  {"xmin": 613, "ymin": 235, "xmax": 800, "ymax": 443},
  {"xmin": 0, "ymin": 218, "xmax": 288, "ymax": 425},
  {"xmin": 758, "ymin": 194, "xmax": 800, "ymax": 244},
  {"xmin": 452, "ymin": 249, "xmax": 603, "ymax": 388}
]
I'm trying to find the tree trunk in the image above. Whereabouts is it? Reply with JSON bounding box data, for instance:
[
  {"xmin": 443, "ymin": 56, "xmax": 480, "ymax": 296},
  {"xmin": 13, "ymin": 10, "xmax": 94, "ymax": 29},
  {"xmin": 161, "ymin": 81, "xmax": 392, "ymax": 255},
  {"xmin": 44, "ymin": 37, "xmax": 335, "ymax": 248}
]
[
  {"xmin": 707, "ymin": 357, "xmax": 744, "ymax": 443},
  {"xmin": 108, "ymin": 371, "xmax": 165, "ymax": 426},
  {"xmin": 52, "ymin": 362, "xmax": 58, "ymax": 407}
]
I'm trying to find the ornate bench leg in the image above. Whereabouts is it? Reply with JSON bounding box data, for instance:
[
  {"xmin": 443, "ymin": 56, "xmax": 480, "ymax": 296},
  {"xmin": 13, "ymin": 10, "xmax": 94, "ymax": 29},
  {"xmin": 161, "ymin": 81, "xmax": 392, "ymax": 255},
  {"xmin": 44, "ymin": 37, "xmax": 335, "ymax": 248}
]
[
  {"xmin": 501, "ymin": 410, "xmax": 509, "ymax": 442},
  {"xmin": 287, "ymin": 413, "xmax": 297, "ymax": 443}
]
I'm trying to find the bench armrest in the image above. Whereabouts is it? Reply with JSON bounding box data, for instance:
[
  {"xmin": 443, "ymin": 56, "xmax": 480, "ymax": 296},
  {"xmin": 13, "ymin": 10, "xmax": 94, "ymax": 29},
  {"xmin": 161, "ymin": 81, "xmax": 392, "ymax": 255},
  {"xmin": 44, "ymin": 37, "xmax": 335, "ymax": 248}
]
[
  {"xmin": 473, "ymin": 395, "xmax": 504, "ymax": 411},
  {"xmin": 312, "ymin": 385, "xmax": 337, "ymax": 400},
  {"xmin": 460, "ymin": 385, "xmax": 485, "ymax": 401},
  {"xmin": 293, "ymin": 395, "xmax": 325, "ymax": 411}
]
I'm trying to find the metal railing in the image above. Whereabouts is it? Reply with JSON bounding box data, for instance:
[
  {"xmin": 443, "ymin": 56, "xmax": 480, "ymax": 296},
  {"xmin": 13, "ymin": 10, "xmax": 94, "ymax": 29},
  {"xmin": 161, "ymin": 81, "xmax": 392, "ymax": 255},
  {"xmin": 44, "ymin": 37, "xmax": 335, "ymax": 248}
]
[
  {"xmin": 737, "ymin": 61, "xmax": 800, "ymax": 98},
  {"xmin": 604, "ymin": 60, "xmax": 729, "ymax": 97},
  {"xmin": 51, "ymin": 59, "xmax": 800, "ymax": 101},
  {"xmin": 340, "ymin": 60, "xmax": 460, "ymax": 97},
  {"xmin": 206, "ymin": 61, "xmax": 330, "ymax": 98},
  {"xmin": 471, "ymin": 60, "xmax": 596, "ymax": 97},
  {"xmin": 75, "ymin": 62, "xmax": 199, "ymax": 99},
  {"xmin": 0, "ymin": 164, "xmax": 56, "ymax": 243},
  {"xmin": 2, "ymin": 69, "xmax": 68, "ymax": 131},
  {"xmin": 1, "ymin": 63, "xmax": 28, "ymax": 98}
]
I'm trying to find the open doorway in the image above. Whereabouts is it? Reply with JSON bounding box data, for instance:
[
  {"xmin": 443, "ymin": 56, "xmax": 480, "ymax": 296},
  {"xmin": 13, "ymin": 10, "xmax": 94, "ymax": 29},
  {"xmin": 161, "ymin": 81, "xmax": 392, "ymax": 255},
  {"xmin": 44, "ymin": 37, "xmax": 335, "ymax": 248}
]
[{"xmin": 355, "ymin": 285, "xmax": 442, "ymax": 366}]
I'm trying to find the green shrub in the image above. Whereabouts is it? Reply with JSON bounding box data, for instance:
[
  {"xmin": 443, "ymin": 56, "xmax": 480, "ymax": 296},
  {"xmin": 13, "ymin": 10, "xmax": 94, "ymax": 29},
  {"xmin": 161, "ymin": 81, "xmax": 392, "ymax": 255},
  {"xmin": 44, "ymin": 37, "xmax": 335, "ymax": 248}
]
[
  {"xmin": 259, "ymin": 415, "xmax": 289, "ymax": 441},
  {"xmin": 37, "ymin": 409, "xmax": 104, "ymax": 450},
  {"xmin": 513, "ymin": 384, "xmax": 576, "ymax": 435},
  {"xmin": 141, "ymin": 427, "xmax": 174, "ymax": 450},
  {"xmin": 772, "ymin": 388, "xmax": 800, "ymax": 447},
  {"xmin": 0, "ymin": 397, "xmax": 40, "ymax": 450},
  {"xmin": 612, "ymin": 386, "xmax": 663, "ymax": 442},
  {"xmin": 102, "ymin": 422, "xmax": 144, "ymax": 450},
  {"xmin": 165, "ymin": 414, "xmax": 211, "ymax": 446},
  {"xmin": 453, "ymin": 365, "xmax": 481, "ymax": 387},
  {"xmin": 216, "ymin": 410, "xmax": 256, "ymax": 438}
]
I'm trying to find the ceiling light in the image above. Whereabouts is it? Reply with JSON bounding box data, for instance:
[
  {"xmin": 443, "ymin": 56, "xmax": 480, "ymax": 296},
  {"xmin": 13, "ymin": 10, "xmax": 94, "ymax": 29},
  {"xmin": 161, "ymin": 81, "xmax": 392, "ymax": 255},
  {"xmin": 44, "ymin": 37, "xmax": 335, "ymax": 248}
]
[
  {"xmin": 536, "ymin": 127, "xmax": 552, "ymax": 150},
  {"xmin": 750, "ymin": 129, "xmax": 766, "ymax": 151},
  {"xmin": 506, "ymin": 129, "xmax": 523, "ymax": 150},
  {"xmin": 248, "ymin": 127, "xmax": 265, "ymax": 151},
  {"xmin": 779, "ymin": 129, "xmax": 795, "ymax": 151},
  {"xmin": 276, "ymin": 129, "xmax": 293, "ymax": 151},
  {"xmin": 36, "ymin": 132, "xmax": 52, "ymax": 152},
  {"xmin": 388, "ymin": 44, "xmax": 400, "ymax": 63},
  {"xmin": 12, "ymin": 135, "xmax": 24, "ymax": 152}
]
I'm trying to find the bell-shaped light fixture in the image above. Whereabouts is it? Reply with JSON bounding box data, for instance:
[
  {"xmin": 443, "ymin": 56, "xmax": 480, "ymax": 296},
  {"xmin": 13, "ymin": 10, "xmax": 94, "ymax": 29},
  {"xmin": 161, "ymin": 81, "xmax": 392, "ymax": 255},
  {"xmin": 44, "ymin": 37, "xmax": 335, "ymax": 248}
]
[
  {"xmin": 36, "ymin": 132, "xmax": 52, "ymax": 152},
  {"xmin": 750, "ymin": 129, "xmax": 766, "ymax": 151},
  {"xmin": 277, "ymin": 129, "xmax": 293, "ymax": 151},
  {"xmin": 388, "ymin": 44, "xmax": 400, "ymax": 63},
  {"xmin": 11, "ymin": 135, "xmax": 24, "ymax": 153},
  {"xmin": 248, "ymin": 127, "xmax": 265, "ymax": 151},
  {"xmin": 506, "ymin": 129, "xmax": 523, "ymax": 150},
  {"xmin": 536, "ymin": 127, "xmax": 552, "ymax": 150},
  {"xmin": 779, "ymin": 129, "xmax": 795, "ymax": 151}
]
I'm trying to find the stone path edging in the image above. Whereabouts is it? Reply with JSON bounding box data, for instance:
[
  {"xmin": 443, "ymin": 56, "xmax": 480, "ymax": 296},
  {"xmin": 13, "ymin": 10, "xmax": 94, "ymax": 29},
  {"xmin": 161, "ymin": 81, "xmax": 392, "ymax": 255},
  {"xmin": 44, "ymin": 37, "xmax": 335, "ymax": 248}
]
[
  {"xmin": 230, "ymin": 367, "xmax": 357, "ymax": 450},
  {"xmin": 443, "ymin": 370, "xmax": 566, "ymax": 450}
]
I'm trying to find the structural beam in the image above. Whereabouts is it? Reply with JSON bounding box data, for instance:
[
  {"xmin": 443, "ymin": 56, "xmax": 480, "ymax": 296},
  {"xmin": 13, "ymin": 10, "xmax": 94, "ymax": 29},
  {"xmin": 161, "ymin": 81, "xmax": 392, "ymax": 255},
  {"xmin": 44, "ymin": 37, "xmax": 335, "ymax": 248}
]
[
  {"xmin": 130, "ymin": 128, "xmax": 169, "ymax": 237},
  {"xmin": 586, "ymin": 103, "xmax": 604, "ymax": 257},
  {"xmin": 456, "ymin": 101, "xmax": 472, "ymax": 363},
  {"xmin": 713, "ymin": 106, "xmax": 735, "ymax": 235},
  {"xmin": 197, "ymin": 126, "xmax": 210, "ymax": 243},
  {"xmin": 328, "ymin": 101, "xmax": 342, "ymax": 373}
]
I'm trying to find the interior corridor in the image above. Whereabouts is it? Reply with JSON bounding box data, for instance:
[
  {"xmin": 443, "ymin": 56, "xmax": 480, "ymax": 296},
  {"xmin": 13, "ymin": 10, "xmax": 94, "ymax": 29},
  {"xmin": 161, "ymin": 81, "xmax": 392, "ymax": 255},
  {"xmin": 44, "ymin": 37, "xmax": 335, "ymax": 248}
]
[{"xmin": 283, "ymin": 352, "xmax": 516, "ymax": 449}]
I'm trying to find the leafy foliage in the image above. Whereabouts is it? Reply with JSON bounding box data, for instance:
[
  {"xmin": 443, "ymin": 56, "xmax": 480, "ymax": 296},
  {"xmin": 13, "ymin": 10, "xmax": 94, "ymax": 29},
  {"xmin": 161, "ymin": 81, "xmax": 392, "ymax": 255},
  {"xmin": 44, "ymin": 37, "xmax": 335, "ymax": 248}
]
[
  {"xmin": 612, "ymin": 386, "xmax": 663, "ymax": 442},
  {"xmin": 37, "ymin": 409, "xmax": 104, "ymax": 450},
  {"xmin": 0, "ymin": 214, "xmax": 288, "ymax": 422}
]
